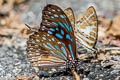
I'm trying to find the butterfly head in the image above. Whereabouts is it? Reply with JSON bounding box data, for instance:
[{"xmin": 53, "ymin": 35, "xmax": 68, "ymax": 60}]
[{"xmin": 66, "ymin": 56, "xmax": 81, "ymax": 69}]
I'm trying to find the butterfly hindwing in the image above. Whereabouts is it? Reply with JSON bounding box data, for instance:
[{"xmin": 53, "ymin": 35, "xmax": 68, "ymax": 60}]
[
  {"xmin": 27, "ymin": 32, "xmax": 68, "ymax": 68},
  {"xmin": 75, "ymin": 6, "xmax": 98, "ymax": 52}
]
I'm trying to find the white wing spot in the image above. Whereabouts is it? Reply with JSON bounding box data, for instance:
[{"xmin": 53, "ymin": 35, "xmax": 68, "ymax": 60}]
[
  {"xmin": 36, "ymin": 39, "xmax": 40, "ymax": 42},
  {"xmin": 57, "ymin": 42, "xmax": 61, "ymax": 44},
  {"xmin": 49, "ymin": 39, "xmax": 51, "ymax": 41},
  {"xmin": 35, "ymin": 45, "xmax": 39, "ymax": 47},
  {"xmin": 42, "ymin": 37, "xmax": 46, "ymax": 40},
  {"xmin": 52, "ymin": 38, "xmax": 55, "ymax": 41}
]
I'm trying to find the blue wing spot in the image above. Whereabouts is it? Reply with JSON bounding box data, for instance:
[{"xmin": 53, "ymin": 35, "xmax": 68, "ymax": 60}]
[
  {"xmin": 61, "ymin": 47, "xmax": 67, "ymax": 56},
  {"xmin": 56, "ymin": 33, "xmax": 63, "ymax": 39},
  {"xmin": 68, "ymin": 44, "xmax": 74, "ymax": 58},
  {"xmin": 48, "ymin": 31, "xmax": 53, "ymax": 34},
  {"xmin": 52, "ymin": 22, "xmax": 58, "ymax": 26},
  {"xmin": 60, "ymin": 41, "xmax": 65, "ymax": 46},
  {"xmin": 47, "ymin": 43, "xmax": 55, "ymax": 49},
  {"xmin": 47, "ymin": 24, "xmax": 50, "ymax": 26},
  {"xmin": 64, "ymin": 23, "xmax": 69, "ymax": 31},
  {"xmin": 61, "ymin": 29, "xmax": 64, "ymax": 35},
  {"xmin": 54, "ymin": 14, "xmax": 59, "ymax": 17},
  {"xmin": 56, "ymin": 28, "xmax": 59, "ymax": 31},
  {"xmin": 58, "ymin": 22, "xmax": 64, "ymax": 28},
  {"xmin": 70, "ymin": 27, "xmax": 72, "ymax": 32},
  {"xmin": 56, "ymin": 51, "xmax": 66, "ymax": 59},
  {"xmin": 43, "ymin": 43, "xmax": 51, "ymax": 49},
  {"xmin": 60, "ymin": 15, "xmax": 64, "ymax": 18},
  {"xmin": 55, "ymin": 45, "xmax": 59, "ymax": 49},
  {"xmin": 50, "ymin": 28, "xmax": 55, "ymax": 32},
  {"xmin": 66, "ymin": 34, "xmax": 72, "ymax": 41},
  {"xmin": 51, "ymin": 16, "xmax": 54, "ymax": 19}
]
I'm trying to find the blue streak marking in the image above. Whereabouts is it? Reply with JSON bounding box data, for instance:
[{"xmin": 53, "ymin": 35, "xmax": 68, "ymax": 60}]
[
  {"xmin": 54, "ymin": 14, "xmax": 58, "ymax": 17},
  {"xmin": 48, "ymin": 31, "xmax": 53, "ymax": 34},
  {"xmin": 47, "ymin": 24, "xmax": 50, "ymax": 26},
  {"xmin": 68, "ymin": 44, "xmax": 74, "ymax": 58},
  {"xmin": 50, "ymin": 51, "xmax": 61, "ymax": 58},
  {"xmin": 50, "ymin": 28, "xmax": 55, "ymax": 31},
  {"xmin": 56, "ymin": 51, "xmax": 66, "ymax": 59},
  {"xmin": 60, "ymin": 15, "xmax": 64, "ymax": 18},
  {"xmin": 64, "ymin": 23, "xmax": 69, "ymax": 31},
  {"xmin": 61, "ymin": 29, "xmax": 64, "ymax": 35},
  {"xmin": 61, "ymin": 47, "xmax": 67, "ymax": 56},
  {"xmin": 55, "ymin": 45, "xmax": 59, "ymax": 49},
  {"xmin": 56, "ymin": 28, "xmax": 59, "ymax": 31},
  {"xmin": 43, "ymin": 44, "xmax": 51, "ymax": 49},
  {"xmin": 51, "ymin": 16, "xmax": 54, "ymax": 19},
  {"xmin": 56, "ymin": 33, "xmax": 63, "ymax": 39},
  {"xmin": 61, "ymin": 41, "xmax": 65, "ymax": 46},
  {"xmin": 47, "ymin": 43, "xmax": 55, "ymax": 49},
  {"xmin": 66, "ymin": 34, "xmax": 72, "ymax": 41},
  {"xmin": 58, "ymin": 22, "xmax": 64, "ymax": 28},
  {"xmin": 52, "ymin": 22, "xmax": 58, "ymax": 26},
  {"xmin": 70, "ymin": 27, "xmax": 72, "ymax": 32}
]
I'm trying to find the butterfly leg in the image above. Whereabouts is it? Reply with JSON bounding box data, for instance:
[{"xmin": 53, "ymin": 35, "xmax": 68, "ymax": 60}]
[
  {"xmin": 71, "ymin": 68, "xmax": 82, "ymax": 80},
  {"xmin": 16, "ymin": 74, "xmax": 40, "ymax": 80}
]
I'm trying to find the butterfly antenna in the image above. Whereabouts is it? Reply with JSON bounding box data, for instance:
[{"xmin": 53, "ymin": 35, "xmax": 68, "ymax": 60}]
[
  {"xmin": 25, "ymin": 24, "xmax": 31, "ymax": 29},
  {"xmin": 25, "ymin": 23, "xmax": 34, "ymax": 32}
]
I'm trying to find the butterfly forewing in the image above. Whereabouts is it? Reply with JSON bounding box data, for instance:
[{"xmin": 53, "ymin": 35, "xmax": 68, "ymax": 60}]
[
  {"xmin": 40, "ymin": 4, "xmax": 76, "ymax": 59},
  {"xmin": 64, "ymin": 8, "xmax": 75, "ymax": 29},
  {"xmin": 27, "ymin": 4, "xmax": 77, "ymax": 69},
  {"xmin": 75, "ymin": 6, "xmax": 98, "ymax": 52}
]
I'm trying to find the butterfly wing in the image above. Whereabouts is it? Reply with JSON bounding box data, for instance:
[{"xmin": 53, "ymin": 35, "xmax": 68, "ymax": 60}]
[
  {"xmin": 40, "ymin": 4, "xmax": 76, "ymax": 59},
  {"xmin": 64, "ymin": 8, "xmax": 75, "ymax": 30},
  {"xmin": 27, "ymin": 32, "xmax": 70, "ymax": 68},
  {"xmin": 75, "ymin": 6, "xmax": 98, "ymax": 52},
  {"xmin": 27, "ymin": 4, "xmax": 76, "ymax": 69}
]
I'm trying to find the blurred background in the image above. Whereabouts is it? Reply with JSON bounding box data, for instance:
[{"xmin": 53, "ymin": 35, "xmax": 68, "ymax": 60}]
[{"xmin": 0, "ymin": 0, "xmax": 120, "ymax": 80}]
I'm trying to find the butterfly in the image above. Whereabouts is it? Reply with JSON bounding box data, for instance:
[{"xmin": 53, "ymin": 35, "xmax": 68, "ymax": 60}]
[
  {"xmin": 64, "ymin": 6, "xmax": 98, "ymax": 54},
  {"xmin": 26, "ymin": 4, "xmax": 81, "ymax": 80}
]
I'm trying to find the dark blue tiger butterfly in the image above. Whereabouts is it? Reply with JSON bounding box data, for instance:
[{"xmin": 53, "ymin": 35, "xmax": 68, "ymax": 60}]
[{"xmin": 27, "ymin": 4, "xmax": 81, "ymax": 80}]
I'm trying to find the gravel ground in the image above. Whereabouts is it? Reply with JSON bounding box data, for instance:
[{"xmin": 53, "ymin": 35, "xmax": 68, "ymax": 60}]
[{"xmin": 0, "ymin": 37, "xmax": 120, "ymax": 80}]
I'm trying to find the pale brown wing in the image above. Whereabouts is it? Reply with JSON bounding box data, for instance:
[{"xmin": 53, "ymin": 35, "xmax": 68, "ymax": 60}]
[
  {"xmin": 75, "ymin": 6, "xmax": 98, "ymax": 52},
  {"xmin": 64, "ymin": 8, "xmax": 75, "ymax": 29}
]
